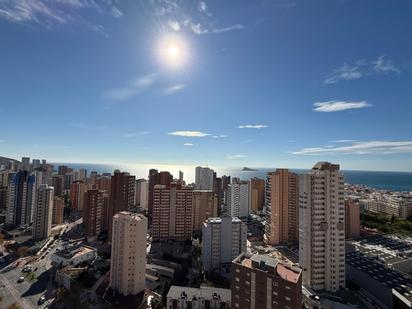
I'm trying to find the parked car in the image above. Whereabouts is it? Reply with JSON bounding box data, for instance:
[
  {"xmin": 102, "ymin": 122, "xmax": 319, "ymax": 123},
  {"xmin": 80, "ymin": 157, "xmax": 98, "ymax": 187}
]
[
  {"xmin": 17, "ymin": 276, "xmax": 24, "ymax": 283},
  {"xmin": 38, "ymin": 295, "xmax": 46, "ymax": 305}
]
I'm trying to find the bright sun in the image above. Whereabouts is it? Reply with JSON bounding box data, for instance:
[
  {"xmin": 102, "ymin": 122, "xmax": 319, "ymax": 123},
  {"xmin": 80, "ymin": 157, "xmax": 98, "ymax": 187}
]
[{"xmin": 157, "ymin": 34, "xmax": 188, "ymax": 69}]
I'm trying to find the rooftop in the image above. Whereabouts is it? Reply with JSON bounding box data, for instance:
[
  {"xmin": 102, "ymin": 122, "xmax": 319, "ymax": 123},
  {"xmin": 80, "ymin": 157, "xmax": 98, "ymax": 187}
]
[
  {"xmin": 54, "ymin": 244, "xmax": 96, "ymax": 260},
  {"xmin": 167, "ymin": 285, "xmax": 231, "ymax": 302},
  {"xmin": 234, "ymin": 252, "xmax": 301, "ymax": 283},
  {"xmin": 346, "ymin": 250, "xmax": 412, "ymax": 302}
]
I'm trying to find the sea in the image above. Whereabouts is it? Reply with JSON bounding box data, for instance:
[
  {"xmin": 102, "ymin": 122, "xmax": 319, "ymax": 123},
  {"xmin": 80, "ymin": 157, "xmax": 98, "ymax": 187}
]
[{"xmin": 52, "ymin": 162, "xmax": 412, "ymax": 192}]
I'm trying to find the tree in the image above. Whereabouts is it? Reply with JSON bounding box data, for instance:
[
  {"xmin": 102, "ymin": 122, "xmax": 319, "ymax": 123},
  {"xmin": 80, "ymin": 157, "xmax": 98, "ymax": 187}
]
[
  {"xmin": 16, "ymin": 246, "xmax": 30, "ymax": 257},
  {"xmin": 150, "ymin": 296, "xmax": 162, "ymax": 309}
]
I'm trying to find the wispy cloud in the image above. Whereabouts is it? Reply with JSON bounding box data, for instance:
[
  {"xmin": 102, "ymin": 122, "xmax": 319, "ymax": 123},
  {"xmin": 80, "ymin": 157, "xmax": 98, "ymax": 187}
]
[
  {"xmin": 292, "ymin": 141, "xmax": 412, "ymax": 155},
  {"xmin": 122, "ymin": 131, "xmax": 152, "ymax": 138},
  {"xmin": 212, "ymin": 135, "xmax": 228, "ymax": 138},
  {"xmin": 183, "ymin": 143, "xmax": 194, "ymax": 146},
  {"xmin": 373, "ymin": 56, "xmax": 400, "ymax": 74},
  {"xmin": 164, "ymin": 84, "xmax": 186, "ymax": 95},
  {"xmin": 190, "ymin": 22, "xmax": 208, "ymax": 34},
  {"xmin": 0, "ymin": 0, "xmax": 123, "ymax": 27},
  {"xmin": 324, "ymin": 63, "xmax": 363, "ymax": 84},
  {"xmin": 104, "ymin": 73, "xmax": 156, "ymax": 101},
  {"xmin": 324, "ymin": 56, "xmax": 400, "ymax": 84},
  {"xmin": 211, "ymin": 24, "xmax": 245, "ymax": 34},
  {"xmin": 237, "ymin": 124, "xmax": 268, "ymax": 129},
  {"xmin": 313, "ymin": 100, "xmax": 371, "ymax": 112},
  {"xmin": 329, "ymin": 139, "xmax": 358, "ymax": 143},
  {"xmin": 168, "ymin": 20, "xmax": 181, "ymax": 31},
  {"xmin": 168, "ymin": 131, "xmax": 210, "ymax": 137},
  {"xmin": 226, "ymin": 154, "xmax": 247, "ymax": 160},
  {"xmin": 149, "ymin": 0, "xmax": 244, "ymax": 36}
]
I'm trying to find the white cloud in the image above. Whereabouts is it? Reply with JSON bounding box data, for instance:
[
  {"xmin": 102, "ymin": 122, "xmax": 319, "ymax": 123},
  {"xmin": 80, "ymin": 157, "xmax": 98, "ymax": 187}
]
[
  {"xmin": 198, "ymin": 1, "xmax": 207, "ymax": 12},
  {"xmin": 212, "ymin": 135, "xmax": 228, "ymax": 138},
  {"xmin": 292, "ymin": 141, "xmax": 412, "ymax": 155},
  {"xmin": 111, "ymin": 6, "xmax": 123, "ymax": 18},
  {"xmin": 313, "ymin": 100, "xmax": 371, "ymax": 112},
  {"xmin": 324, "ymin": 63, "xmax": 363, "ymax": 84},
  {"xmin": 373, "ymin": 56, "xmax": 400, "ymax": 74},
  {"xmin": 329, "ymin": 139, "xmax": 357, "ymax": 143},
  {"xmin": 104, "ymin": 73, "xmax": 156, "ymax": 101},
  {"xmin": 237, "ymin": 124, "xmax": 268, "ymax": 129},
  {"xmin": 0, "ymin": 0, "xmax": 123, "ymax": 26},
  {"xmin": 211, "ymin": 24, "xmax": 245, "ymax": 34},
  {"xmin": 122, "ymin": 131, "xmax": 151, "ymax": 138},
  {"xmin": 190, "ymin": 22, "xmax": 208, "ymax": 35},
  {"xmin": 226, "ymin": 154, "xmax": 247, "ymax": 160},
  {"xmin": 164, "ymin": 84, "xmax": 186, "ymax": 95},
  {"xmin": 183, "ymin": 143, "xmax": 194, "ymax": 146},
  {"xmin": 168, "ymin": 20, "xmax": 180, "ymax": 31},
  {"xmin": 324, "ymin": 56, "xmax": 400, "ymax": 84},
  {"xmin": 168, "ymin": 131, "xmax": 210, "ymax": 137}
]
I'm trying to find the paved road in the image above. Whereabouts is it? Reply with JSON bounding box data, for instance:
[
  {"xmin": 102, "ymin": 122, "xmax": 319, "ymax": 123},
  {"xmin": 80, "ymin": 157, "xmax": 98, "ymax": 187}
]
[{"xmin": 0, "ymin": 238, "xmax": 62, "ymax": 309}]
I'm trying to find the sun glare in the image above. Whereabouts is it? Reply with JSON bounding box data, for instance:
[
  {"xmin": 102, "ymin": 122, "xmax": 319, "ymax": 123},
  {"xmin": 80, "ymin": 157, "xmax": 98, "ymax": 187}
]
[{"xmin": 157, "ymin": 34, "xmax": 188, "ymax": 69}]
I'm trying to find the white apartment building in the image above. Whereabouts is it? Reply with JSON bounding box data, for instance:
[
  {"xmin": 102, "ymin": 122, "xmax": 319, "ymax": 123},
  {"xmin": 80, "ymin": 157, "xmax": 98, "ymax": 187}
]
[
  {"xmin": 135, "ymin": 179, "xmax": 149, "ymax": 209},
  {"xmin": 299, "ymin": 162, "xmax": 345, "ymax": 292},
  {"xmin": 32, "ymin": 184, "xmax": 54, "ymax": 240},
  {"xmin": 227, "ymin": 180, "xmax": 250, "ymax": 218},
  {"xmin": 202, "ymin": 216, "xmax": 247, "ymax": 272},
  {"xmin": 195, "ymin": 166, "xmax": 214, "ymax": 190},
  {"xmin": 110, "ymin": 211, "xmax": 147, "ymax": 296}
]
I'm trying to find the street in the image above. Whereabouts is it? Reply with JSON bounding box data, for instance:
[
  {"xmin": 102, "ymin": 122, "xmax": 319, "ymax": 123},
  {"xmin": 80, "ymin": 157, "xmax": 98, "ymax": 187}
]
[{"xmin": 0, "ymin": 237, "xmax": 63, "ymax": 309}]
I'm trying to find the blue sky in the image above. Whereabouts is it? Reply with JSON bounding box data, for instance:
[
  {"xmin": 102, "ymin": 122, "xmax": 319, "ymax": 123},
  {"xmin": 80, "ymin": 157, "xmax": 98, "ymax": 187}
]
[{"xmin": 1, "ymin": 0, "xmax": 412, "ymax": 171}]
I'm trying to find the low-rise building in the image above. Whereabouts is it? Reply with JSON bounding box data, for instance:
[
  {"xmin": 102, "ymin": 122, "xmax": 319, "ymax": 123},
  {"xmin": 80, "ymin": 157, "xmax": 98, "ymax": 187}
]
[
  {"xmin": 51, "ymin": 244, "xmax": 97, "ymax": 267},
  {"xmin": 166, "ymin": 285, "xmax": 231, "ymax": 309}
]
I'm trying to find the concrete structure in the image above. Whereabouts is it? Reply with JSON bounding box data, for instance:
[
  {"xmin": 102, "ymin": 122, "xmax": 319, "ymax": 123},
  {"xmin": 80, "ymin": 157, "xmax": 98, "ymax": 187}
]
[
  {"xmin": 195, "ymin": 166, "xmax": 214, "ymax": 190},
  {"xmin": 108, "ymin": 171, "xmax": 136, "ymax": 237},
  {"xmin": 0, "ymin": 186, "xmax": 7, "ymax": 210},
  {"xmin": 231, "ymin": 253, "xmax": 302, "ymax": 309},
  {"xmin": 347, "ymin": 234, "xmax": 412, "ymax": 274},
  {"xmin": 227, "ymin": 179, "xmax": 250, "ymax": 218},
  {"xmin": 346, "ymin": 250, "xmax": 412, "ymax": 309},
  {"xmin": 70, "ymin": 180, "xmax": 88, "ymax": 212},
  {"xmin": 52, "ymin": 244, "xmax": 97, "ymax": 266},
  {"xmin": 21, "ymin": 157, "xmax": 31, "ymax": 171},
  {"xmin": 359, "ymin": 192, "xmax": 412, "ymax": 220},
  {"xmin": 51, "ymin": 175, "xmax": 64, "ymax": 196},
  {"xmin": 249, "ymin": 177, "xmax": 265, "ymax": 213},
  {"xmin": 299, "ymin": 162, "xmax": 345, "ymax": 292},
  {"xmin": 166, "ymin": 285, "xmax": 231, "ymax": 309},
  {"xmin": 52, "ymin": 196, "xmax": 64, "ymax": 225},
  {"xmin": 192, "ymin": 190, "xmax": 218, "ymax": 232},
  {"xmin": 84, "ymin": 189, "xmax": 104, "ymax": 241},
  {"xmin": 152, "ymin": 183, "xmax": 193, "ymax": 241},
  {"xmin": 94, "ymin": 175, "xmax": 111, "ymax": 192},
  {"xmin": 110, "ymin": 212, "xmax": 147, "ymax": 296},
  {"xmin": 202, "ymin": 217, "xmax": 247, "ymax": 272},
  {"xmin": 32, "ymin": 184, "xmax": 54, "ymax": 240},
  {"xmin": 265, "ymin": 169, "xmax": 299, "ymax": 246},
  {"xmin": 6, "ymin": 171, "xmax": 35, "ymax": 226},
  {"xmin": 148, "ymin": 169, "xmax": 173, "ymax": 216},
  {"xmin": 135, "ymin": 178, "xmax": 149, "ymax": 209},
  {"xmin": 345, "ymin": 200, "xmax": 360, "ymax": 239}
]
